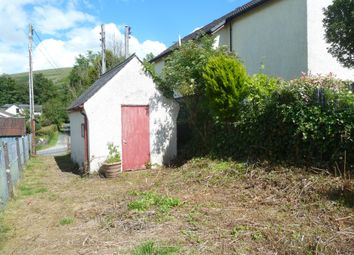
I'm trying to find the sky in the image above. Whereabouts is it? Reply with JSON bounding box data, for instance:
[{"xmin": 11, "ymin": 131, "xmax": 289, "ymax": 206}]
[{"xmin": 0, "ymin": 0, "xmax": 249, "ymax": 74}]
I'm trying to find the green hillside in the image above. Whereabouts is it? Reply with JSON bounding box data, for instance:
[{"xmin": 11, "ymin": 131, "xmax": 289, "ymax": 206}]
[{"xmin": 11, "ymin": 67, "xmax": 72, "ymax": 87}]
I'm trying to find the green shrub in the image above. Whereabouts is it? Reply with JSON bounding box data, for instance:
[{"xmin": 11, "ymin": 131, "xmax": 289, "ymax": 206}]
[
  {"xmin": 203, "ymin": 54, "xmax": 249, "ymax": 120},
  {"xmin": 210, "ymin": 74, "xmax": 354, "ymax": 169},
  {"xmin": 36, "ymin": 125, "xmax": 58, "ymax": 137}
]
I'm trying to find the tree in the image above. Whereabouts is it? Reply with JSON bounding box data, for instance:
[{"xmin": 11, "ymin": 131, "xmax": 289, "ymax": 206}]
[
  {"xmin": 42, "ymin": 98, "xmax": 68, "ymax": 127},
  {"xmin": 0, "ymin": 75, "xmax": 18, "ymax": 105},
  {"xmin": 151, "ymin": 35, "xmax": 228, "ymax": 150},
  {"xmin": 323, "ymin": 0, "xmax": 354, "ymax": 68},
  {"xmin": 203, "ymin": 54, "xmax": 249, "ymax": 120},
  {"xmin": 33, "ymin": 73, "xmax": 57, "ymax": 104},
  {"xmin": 156, "ymin": 35, "xmax": 221, "ymax": 98},
  {"xmin": 67, "ymin": 49, "xmax": 124, "ymax": 100}
]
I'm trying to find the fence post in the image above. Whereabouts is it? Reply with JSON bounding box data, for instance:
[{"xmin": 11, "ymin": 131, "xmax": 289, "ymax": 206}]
[
  {"xmin": 27, "ymin": 135, "xmax": 31, "ymax": 157},
  {"xmin": 16, "ymin": 138, "xmax": 22, "ymax": 174},
  {"xmin": 22, "ymin": 137, "xmax": 26, "ymax": 163},
  {"xmin": 2, "ymin": 142, "xmax": 14, "ymax": 198}
]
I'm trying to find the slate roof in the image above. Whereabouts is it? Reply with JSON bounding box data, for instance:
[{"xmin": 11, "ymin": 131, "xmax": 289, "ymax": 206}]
[
  {"xmin": 151, "ymin": 0, "xmax": 271, "ymax": 62},
  {"xmin": 1, "ymin": 104, "xmax": 16, "ymax": 109},
  {"xmin": 68, "ymin": 54, "xmax": 136, "ymax": 111},
  {"xmin": 18, "ymin": 104, "xmax": 42, "ymax": 112},
  {"xmin": 1, "ymin": 104, "xmax": 42, "ymax": 112}
]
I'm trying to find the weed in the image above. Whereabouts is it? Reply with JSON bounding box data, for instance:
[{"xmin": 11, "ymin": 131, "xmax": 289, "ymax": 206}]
[
  {"xmin": 231, "ymin": 225, "xmax": 249, "ymax": 238},
  {"xmin": 99, "ymin": 214, "xmax": 115, "ymax": 229},
  {"xmin": 179, "ymin": 158, "xmax": 248, "ymax": 187},
  {"xmin": 251, "ymin": 231, "xmax": 264, "ymax": 241},
  {"xmin": 145, "ymin": 161, "xmax": 152, "ymax": 169},
  {"xmin": 128, "ymin": 191, "xmax": 180, "ymax": 213},
  {"xmin": 131, "ymin": 241, "xmax": 178, "ymax": 255},
  {"xmin": 59, "ymin": 217, "xmax": 74, "ymax": 226}
]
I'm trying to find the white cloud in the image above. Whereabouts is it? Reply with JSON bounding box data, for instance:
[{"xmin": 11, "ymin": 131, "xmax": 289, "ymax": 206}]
[
  {"xmin": 33, "ymin": 4, "xmax": 96, "ymax": 35},
  {"xmin": 0, "ymin": 46, "xmax": 28, "ymax": 74},
  {"xmin": 130, "ymin": 38, "xmax": 166, "ymax": 59},
  {"xmin": 31, "ymin": 23, "xmax": 166, "ymax": 71},
  {"xmin": 0, "ymin": 1, "xmax": 166, "ymax": 74}
]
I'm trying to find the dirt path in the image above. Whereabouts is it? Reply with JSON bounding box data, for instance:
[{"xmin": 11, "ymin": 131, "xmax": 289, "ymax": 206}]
[{"xmin": 0, "ymin": 156, "xmax": 353, "ymax": 255}]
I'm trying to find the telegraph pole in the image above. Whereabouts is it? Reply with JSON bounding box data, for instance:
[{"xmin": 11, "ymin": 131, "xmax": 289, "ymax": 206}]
[
  {"xmin": 100, "ymin": 24, "xmax": 106, "ymax": 75},
  {"xmin": 125, "ymin": 25, "xmax": 131, "ymax": 59},
  {"xmin": 28, "ymin": 24, "xmax": 36, "ymax": 155}
]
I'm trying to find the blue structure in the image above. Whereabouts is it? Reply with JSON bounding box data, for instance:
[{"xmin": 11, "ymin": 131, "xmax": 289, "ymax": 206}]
[{"xmin": 0, "ymin": 135, "xmax": 31, "ymax": 209}]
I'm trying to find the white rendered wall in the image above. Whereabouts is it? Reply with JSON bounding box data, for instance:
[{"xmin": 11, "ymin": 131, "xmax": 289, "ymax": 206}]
[
  {"xmin": 5, "ymin": 105, "xmax": 19, "ymax": 115},
  {"xmin": 229, "ymin": 0, "xmax": 308, "ymax": 80},
  {"xmin": 84, "ymin": 57, "xmax": 179, "ymax": 173},
  {"xmin": 69, "ymin": 111, "xmax": 85, "ymax": 168},
  {"xmin": 307, "ymin": 0, "xmax": 354, "ymax": 80}
]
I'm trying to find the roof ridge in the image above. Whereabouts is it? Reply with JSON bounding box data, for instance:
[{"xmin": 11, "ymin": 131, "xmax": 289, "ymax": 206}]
[
  {"xmin": 68, "ymin": 54, "xmax": 137, "ymax": 111},
  {"xmin": 151, "ymin": 0, "xmax": 271, "ymax": 62},
  {"xmin": 100, "ymin": 53, "xmax": 136, "ymax": 79}
]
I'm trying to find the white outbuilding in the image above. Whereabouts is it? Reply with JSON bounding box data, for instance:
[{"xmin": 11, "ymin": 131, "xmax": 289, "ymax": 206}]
[{"xmin": 68, "ymin": 54, "xmax": 179, "ymax": 173}]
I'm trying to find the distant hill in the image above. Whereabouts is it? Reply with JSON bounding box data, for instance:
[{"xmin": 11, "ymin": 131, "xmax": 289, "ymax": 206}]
[{"xmin": 11, "ymin": 67, "xmax": 72, "ymax": 88}]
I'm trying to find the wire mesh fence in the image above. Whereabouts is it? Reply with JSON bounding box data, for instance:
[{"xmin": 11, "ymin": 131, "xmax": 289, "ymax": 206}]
[{"xmin": 0, "ymin": 135, "xmax": 31, "ymax": 209}]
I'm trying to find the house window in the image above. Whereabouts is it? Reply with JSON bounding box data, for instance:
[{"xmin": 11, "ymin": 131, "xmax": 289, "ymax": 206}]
[
  {"xmin": 81, "ymin": 124, "xmax": 85, "ymax": 138},
  {"xmin": 16, "ymin": 108, "xmax": 19, "ymax": 113}
]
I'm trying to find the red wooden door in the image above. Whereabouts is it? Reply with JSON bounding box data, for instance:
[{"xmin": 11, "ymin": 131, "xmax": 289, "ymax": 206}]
[{"xmin": 121, "ymin": 105, "xmax": 150, "ymax": 171}]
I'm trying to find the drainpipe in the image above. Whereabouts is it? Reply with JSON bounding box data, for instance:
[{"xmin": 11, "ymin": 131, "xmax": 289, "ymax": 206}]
[
  {"xmin": 229, "ymin": 23, "xmax": 233, "ymax": 52},
  {"xmin": 80, "ymin": 110, "xmax": 90, "ymax": 174}
]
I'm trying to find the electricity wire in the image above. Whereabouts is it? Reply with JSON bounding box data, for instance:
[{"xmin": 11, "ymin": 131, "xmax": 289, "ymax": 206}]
[{"xmin": 32, "ymin": 29, "xmax": 59, "ymax": 69}]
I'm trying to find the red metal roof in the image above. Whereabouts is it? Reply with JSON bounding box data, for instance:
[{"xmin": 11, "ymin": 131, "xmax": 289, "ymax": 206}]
[{"xmin": 0, "ymin": 118, "xmax": 26, "ymax": 137}]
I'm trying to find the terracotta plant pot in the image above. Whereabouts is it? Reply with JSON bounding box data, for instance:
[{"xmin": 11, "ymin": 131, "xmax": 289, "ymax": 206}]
[{"xmin": 100, "ymin": 162, "xmax": 121, "ymax": 178}]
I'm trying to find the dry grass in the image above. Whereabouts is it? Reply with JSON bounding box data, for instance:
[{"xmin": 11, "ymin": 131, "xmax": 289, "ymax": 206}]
[{"xmin": 0, "ymin": 156, "xmax": 353, "ymax": 255}]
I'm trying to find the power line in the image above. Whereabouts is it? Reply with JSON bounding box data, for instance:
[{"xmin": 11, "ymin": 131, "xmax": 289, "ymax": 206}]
[
  {"xmin": 32, "ymin": 39, "xmax": 58, "ymax": 69},
  {"xmin": 32, "ymin": 32, "xmax": 59, "ymax": 69},
  {"xmin": 32, "ymin": 29, "xmax": 59, "ymax": 69}
]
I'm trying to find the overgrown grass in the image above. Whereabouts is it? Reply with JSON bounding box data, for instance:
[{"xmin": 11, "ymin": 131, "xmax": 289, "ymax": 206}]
[
  {"xmin": 131, "ymin": 241, "xmax": 179, "ymax": 255},
  {"xmin": 128, "ymin": 191, "xmax": 180, "ymax": 213}
]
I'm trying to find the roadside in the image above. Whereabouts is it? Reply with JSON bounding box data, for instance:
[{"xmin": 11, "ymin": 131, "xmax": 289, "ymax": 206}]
[
  {"xmin": 36, "ymin": 125, "xmax": 61, "ymax": 152},
  {"xmin": 37, "ymin": 133, "xmax": 69, "ymax": 156},
  {"xmin": 0, "ymin": 157, "xmax": 353, "ymax": 254}
]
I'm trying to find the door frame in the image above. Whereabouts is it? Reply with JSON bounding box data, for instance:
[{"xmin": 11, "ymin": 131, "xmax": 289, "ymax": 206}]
[{"xmin": 121, "ymin": 104, "xmax": 150, "ymax": 171}]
